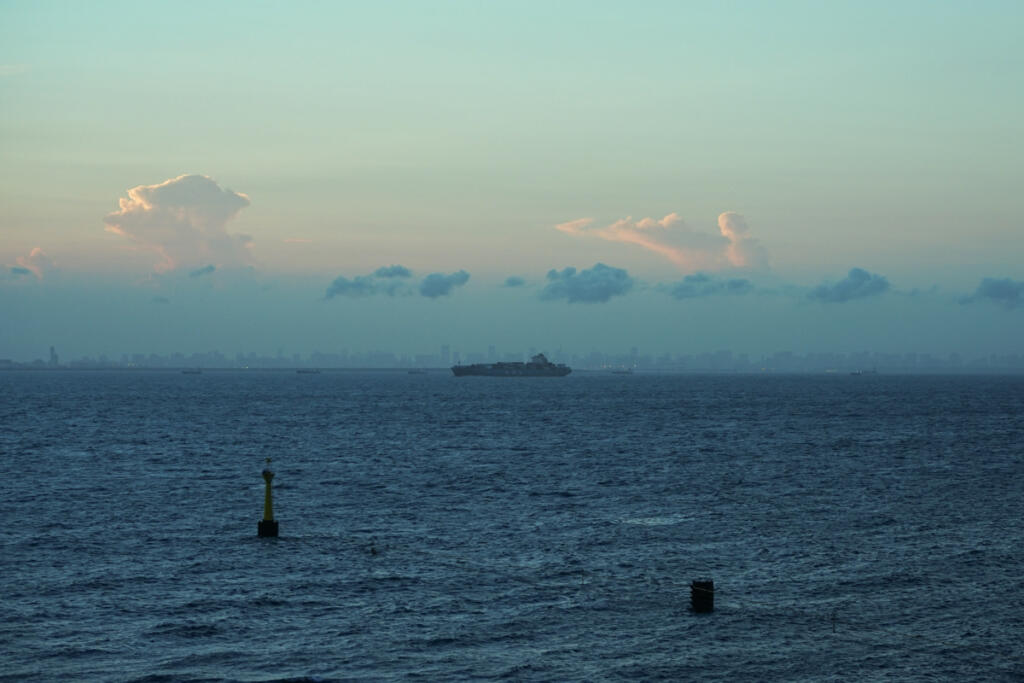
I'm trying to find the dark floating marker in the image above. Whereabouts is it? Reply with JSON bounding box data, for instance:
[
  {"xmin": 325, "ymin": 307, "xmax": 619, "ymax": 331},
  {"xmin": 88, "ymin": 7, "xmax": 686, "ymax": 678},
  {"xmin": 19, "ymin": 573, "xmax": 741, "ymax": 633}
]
[
  {"xmin": 258, "ymin": 457, "xmax": 279, "ymax": 538},
  {"xmin": 691, "ymin": 579, "xmax": 714, "ymax": 613}
]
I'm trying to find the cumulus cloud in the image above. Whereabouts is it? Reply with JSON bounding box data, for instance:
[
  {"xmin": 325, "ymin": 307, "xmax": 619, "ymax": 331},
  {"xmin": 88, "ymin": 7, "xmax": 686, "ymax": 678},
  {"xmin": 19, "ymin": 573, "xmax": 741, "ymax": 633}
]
[
  {"xmin": 103, "ymin": 174, "xmax": 252, "ymax": 272},
  {"xmin": 325, "ymin": 275, "xmax": 382, "ymax": 299},
  {"xmin": 374, "ymin": 265, "xmax": 412, "ymax": 278},
  {"xmin": 419, "ymin": 270, "xmax": 470, "ymax": 298},
  {"xmin": 667, "ymin": 273, "xmax": 754, "ymax": 299},
  {"xmin": 189, "ymin": 264, "xmax": 216, "ymax": 278},
  {"xmin": 12, "ymin": 247, "xmax": 53, "ymax": 280},
  {"xmin": 809, "ymin": 267, "xmax": 890, "ymax": 303},
  {"xmin": 503, "ymin": 276, "xmax": 526, "ymax": 288},
  {"xmin": 717, "ymin": 212, "xmax": 769, "ymax": 269},
  {"xmin": 540, "ymin": 263, "xmax": 634, "ymax": 303},
  {"xmin": 555, "ymin": 211, "xmax": 768, "ymax": 271},
  {"xmin": 962, "ymin": 277, "xmax": 1024, "ymax": 309},
  {"xmin": 325, "ymin": 264, "xmax": 442, "ymax": 299}
]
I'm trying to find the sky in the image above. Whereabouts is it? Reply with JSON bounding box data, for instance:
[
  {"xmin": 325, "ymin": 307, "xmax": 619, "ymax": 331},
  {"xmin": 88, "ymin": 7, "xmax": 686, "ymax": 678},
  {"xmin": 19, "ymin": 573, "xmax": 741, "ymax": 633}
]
[{"xmin": 2, "ymin": 1, "xmax": 1023, "ymax": 362}]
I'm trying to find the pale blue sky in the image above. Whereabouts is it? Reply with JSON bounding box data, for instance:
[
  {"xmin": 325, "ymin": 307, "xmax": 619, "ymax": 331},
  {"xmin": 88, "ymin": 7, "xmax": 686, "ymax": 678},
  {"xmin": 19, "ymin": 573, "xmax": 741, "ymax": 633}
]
[{"xmin": 2, "ymin": 1, "xmax": 1022, "ymax": 360}]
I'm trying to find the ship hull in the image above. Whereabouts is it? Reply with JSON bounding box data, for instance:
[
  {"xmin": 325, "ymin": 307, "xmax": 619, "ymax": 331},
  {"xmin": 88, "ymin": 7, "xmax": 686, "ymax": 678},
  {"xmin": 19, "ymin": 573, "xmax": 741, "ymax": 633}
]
[{"xmin": 451, "ymin": 364, "xmax": 571, "ymax": 377}]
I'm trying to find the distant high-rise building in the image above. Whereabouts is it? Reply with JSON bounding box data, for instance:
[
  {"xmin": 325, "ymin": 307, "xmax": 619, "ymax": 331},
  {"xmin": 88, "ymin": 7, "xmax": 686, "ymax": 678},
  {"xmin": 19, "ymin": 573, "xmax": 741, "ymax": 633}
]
[
  {"xmin": 49, "ymin": 346, "xmax": 59, "ymax": 367},
  {"xmin": 441, "ymin": 345, "xmax": 450, "ymax": 366}
]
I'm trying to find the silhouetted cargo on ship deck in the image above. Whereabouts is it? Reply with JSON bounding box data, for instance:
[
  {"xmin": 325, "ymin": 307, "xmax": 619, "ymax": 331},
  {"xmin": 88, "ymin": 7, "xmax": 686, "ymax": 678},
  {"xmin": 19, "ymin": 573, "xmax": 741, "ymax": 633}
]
[{"xmin": 451, "ymin": 353, "xmax": 571, "ymax": 377}]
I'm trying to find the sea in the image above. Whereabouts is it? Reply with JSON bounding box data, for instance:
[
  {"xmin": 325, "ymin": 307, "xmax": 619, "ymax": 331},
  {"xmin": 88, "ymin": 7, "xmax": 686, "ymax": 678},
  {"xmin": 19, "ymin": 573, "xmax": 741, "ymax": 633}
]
[{"xmin": 2, "ymin": 370, "xmax": 1022, "ymax": 682}]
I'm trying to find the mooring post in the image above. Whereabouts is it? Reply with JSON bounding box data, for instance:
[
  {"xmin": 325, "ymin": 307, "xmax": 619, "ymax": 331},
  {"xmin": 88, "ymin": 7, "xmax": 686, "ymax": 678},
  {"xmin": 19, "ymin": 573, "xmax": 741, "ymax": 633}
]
[
  {"xmin": 258, "ymin": 457, "xmax": 279, "ymax": 537},
  {"xmin": 691, "ymin": 579, "xmax": 714, "ymax": 613}
]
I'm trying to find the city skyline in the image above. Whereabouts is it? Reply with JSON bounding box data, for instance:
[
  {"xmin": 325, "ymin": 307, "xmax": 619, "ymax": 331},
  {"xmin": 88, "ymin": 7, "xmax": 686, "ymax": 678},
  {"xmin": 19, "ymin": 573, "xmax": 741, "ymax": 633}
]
[
  {"xmin": 6, "ymin": 342, "xmax": 1023, "ymax": 375},
  {"xmin": 3, "ymin": 3, "xmax": 1023, "ymax": 361}
]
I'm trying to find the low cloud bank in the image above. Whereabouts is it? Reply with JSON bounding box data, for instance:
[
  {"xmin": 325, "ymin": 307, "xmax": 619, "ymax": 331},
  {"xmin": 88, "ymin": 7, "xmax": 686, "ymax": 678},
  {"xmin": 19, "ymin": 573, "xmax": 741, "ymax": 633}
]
[
  {"xmin": 503, "ymin": 276, "xmax": 526, "ymax": 288},
  {"xmin": 667, "ymin": 273, "xmax": 754, "ymax": 299},
  {"xmin": 325, "ymin": 266, "xmax": 469, "ymax": 299},
  {"xmin": 420, "ymin": 270, "xmax": 470, "ymax": 298},
  {"xmin": 541, "ymin": 263, "xmax": 633, "ymax": 303},
  {"xmin": 104, "ymin": 174, "xmax": 252, "ymax": 272},
  {"xmin": 809, "ymin": 268, "xmax": 890, "ymax": 303},
  {"xmin": 325, "ymin": 275, "xmax": 379, "ymax": 298},
  {"xmin": 555, "ymin": 211, "xmax": 768, "ymax": 271},
  {"xmin": 190, "ymin": 265, "xmax": 216, "ymax": 278},
  {"xmin": 375, "ymin": 265, "xmax": 412, "ymax": 278},
  {"xmin": 962, "ymin": 277, "xmax": 1024, "ymax": 309}
]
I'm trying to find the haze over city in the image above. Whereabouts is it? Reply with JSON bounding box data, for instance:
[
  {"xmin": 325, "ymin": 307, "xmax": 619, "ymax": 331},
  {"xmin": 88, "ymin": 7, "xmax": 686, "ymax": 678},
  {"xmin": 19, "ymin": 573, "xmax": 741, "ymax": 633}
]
[{"xmin": 2, "ymin": 2, "xmax": 1022, "ymax": 363}]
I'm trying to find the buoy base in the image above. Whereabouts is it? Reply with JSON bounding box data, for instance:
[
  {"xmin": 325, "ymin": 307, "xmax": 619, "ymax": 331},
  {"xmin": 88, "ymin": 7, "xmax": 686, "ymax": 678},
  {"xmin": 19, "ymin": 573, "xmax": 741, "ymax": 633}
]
[
  {"xmin": 691, "ymin": 579, "xmax": 714, "ymax": 613},
  {"xmin": 258, "ymin": 520, "xmax": 279, "ymax": 537}
]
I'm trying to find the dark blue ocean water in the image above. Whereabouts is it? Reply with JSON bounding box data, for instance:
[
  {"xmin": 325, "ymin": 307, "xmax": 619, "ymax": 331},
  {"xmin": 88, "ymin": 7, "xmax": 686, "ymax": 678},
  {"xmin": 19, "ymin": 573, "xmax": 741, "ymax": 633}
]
[{"xmin": 2, "ymin": 370, "xmax": 1022, "ymax": 682}]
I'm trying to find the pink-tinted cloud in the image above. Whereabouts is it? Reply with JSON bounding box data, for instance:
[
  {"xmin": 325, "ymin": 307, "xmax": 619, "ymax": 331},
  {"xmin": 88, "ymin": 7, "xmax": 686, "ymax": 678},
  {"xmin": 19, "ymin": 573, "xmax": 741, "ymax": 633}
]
[
  {"xmin": 15, "ymin": 247, "xmax": 53, "ymax": 280},
  {"xmin": 104, "ymin": 174, "xmax": 252, "ymax": 272},
  {"xmin": 717, "ymin": 211, "xmax": 768, "ymax": 268},
  {"xmin": 554, "ymin": 218, "xmax": 596, "ymax": 236},
  {"xmin": 555, "ymin": 211, "xmax": 768, "ymax": 271}
]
